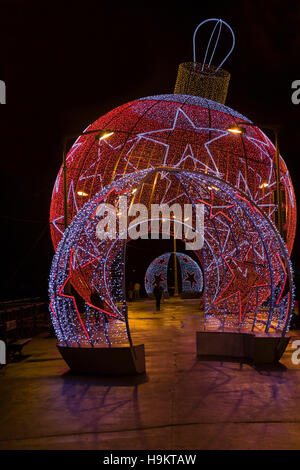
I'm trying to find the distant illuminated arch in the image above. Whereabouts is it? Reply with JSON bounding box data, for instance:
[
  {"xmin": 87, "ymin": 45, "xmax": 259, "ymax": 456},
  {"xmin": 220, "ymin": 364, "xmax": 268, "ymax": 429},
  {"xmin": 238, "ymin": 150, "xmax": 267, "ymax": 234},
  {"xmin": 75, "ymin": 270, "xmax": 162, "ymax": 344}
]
[{"xmin": 144, "ymin": 252, "xmax": 203, "ymax": 295}]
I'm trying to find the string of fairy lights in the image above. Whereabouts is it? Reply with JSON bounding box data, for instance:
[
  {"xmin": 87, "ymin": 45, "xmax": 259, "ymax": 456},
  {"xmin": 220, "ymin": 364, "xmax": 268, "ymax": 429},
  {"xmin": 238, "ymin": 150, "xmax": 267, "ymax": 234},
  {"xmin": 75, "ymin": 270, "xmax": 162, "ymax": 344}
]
[
  {"xmin": 144, "ymin": 252, "xmax": 203, "ymax": 295},
  {"xmin": 48, "ymin": 15, "xmax": 296, "ymax": 359},
  {"xmin": 50, "ymin": 94, "xmax": 296, "ymax": 259},
  {"xmin": 49, "ymin": 167, "xmax": 294, "ymax": 347}
]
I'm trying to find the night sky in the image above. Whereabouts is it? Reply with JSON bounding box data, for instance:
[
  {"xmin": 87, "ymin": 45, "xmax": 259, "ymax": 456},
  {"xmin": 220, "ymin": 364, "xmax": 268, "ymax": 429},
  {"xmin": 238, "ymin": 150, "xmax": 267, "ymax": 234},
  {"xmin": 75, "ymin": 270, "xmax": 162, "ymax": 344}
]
[{"xmin": 1, "ymin": 1, "xmax": 299, "ymax": 301}]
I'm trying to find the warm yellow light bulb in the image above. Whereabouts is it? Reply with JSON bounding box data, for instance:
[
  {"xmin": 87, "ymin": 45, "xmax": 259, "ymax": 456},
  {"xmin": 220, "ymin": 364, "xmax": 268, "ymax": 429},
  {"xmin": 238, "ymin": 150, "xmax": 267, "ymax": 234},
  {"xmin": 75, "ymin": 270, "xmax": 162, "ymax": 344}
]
[
  {"xmin": 99, "ymin": 131, "xmax": 114, "ymax": 141},
  {"xmin": 227, "ymin": 126, "xmax": 245, "ymax": 135},
  {"xmin": 259, "ymin": 182, "xmax": 269, "ymax": 189}
]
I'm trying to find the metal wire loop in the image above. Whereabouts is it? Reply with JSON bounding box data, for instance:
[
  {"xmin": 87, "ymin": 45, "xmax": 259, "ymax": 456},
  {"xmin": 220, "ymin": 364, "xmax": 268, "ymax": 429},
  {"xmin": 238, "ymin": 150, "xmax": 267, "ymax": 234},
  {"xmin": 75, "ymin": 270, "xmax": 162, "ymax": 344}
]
[{"xmin": 192, "ymin": 18, "xmax": 235, "ymax": 72}]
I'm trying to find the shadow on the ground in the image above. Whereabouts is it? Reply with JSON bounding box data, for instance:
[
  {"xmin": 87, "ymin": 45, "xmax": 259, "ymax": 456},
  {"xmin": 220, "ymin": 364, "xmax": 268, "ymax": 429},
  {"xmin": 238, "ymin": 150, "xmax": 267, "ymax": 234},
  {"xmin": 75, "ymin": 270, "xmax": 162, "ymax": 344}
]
[
  {"xmin": 197, "ymin": 355, "xmax": 288, "ymax": 372},
  {"xmin": 251, "ymin": 362, "xmax": 287, "ymax": 373},
  {"xmin": 6, "ymin": 353, "xmax": 31, "ymax": 364},
  {"xmin": 61, "ymin": 370, "xmax": 149, "ymax": 387},
  {"xmin": 25, "ymin": 357, "xmax": 62, "ymax": 362}
]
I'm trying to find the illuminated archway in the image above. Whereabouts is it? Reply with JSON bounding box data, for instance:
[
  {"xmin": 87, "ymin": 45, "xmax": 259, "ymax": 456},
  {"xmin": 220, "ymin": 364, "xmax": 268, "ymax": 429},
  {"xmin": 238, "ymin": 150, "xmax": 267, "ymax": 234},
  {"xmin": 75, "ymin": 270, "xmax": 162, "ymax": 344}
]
[
  {"xmin": 144, "ymin": 252, "xmax": 203, "ymax": 296},
  {"xmin": 49, "ymin": 168, "xmax": 293, "ymax": 350}
]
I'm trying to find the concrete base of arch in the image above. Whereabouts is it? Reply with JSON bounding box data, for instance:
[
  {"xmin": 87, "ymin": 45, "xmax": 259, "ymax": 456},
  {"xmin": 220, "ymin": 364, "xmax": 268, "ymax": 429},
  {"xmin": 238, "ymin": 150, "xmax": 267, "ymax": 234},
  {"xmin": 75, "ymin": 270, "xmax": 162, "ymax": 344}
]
[
  {"xmin": 196, "ymin": 330, "xmax": 290, "ymax": 364},
  {"xmin": 57, "ymin": 343, "xmax": 146, "ymax": 375}
]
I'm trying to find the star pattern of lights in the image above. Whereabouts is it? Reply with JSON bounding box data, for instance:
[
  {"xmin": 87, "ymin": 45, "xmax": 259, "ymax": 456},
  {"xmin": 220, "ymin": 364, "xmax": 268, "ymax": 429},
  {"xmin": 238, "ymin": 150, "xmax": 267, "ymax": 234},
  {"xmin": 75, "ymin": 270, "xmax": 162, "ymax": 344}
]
[
  {"xmin": 49, "ymin": 168, "xmax": 294, "ymax": 348},
  {"xmin": 144, "ymin": 252, "xmax": 203, "ymax": 295},
  {"xmin": 50, "ymin": 94, "xmax": 296, "ymax": 259}
]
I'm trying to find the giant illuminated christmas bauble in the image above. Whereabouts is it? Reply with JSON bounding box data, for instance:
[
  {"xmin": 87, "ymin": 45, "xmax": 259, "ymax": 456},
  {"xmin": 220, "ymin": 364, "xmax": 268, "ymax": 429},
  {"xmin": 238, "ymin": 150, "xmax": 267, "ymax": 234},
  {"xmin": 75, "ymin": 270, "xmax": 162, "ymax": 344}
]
[{"xmin": 50, "ymin": 94, "xmax": 296, "ymax": 255}]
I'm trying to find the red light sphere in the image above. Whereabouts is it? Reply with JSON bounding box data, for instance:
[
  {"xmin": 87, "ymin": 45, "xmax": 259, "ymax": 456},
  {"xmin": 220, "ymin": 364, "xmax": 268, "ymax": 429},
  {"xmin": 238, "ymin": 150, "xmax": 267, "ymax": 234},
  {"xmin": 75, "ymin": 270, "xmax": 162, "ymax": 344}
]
[{"xmin": 50, "ymin": 94, "xmax": 296, "ymax": 254}]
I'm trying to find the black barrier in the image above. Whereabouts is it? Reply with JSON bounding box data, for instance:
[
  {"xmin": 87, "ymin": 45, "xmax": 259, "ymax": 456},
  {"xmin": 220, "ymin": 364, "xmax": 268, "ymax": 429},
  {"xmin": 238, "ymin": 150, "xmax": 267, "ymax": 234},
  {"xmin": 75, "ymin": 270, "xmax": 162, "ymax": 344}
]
[{"xmin": 0, "ymin": 300, "xmax": 49, "ymax": 342}]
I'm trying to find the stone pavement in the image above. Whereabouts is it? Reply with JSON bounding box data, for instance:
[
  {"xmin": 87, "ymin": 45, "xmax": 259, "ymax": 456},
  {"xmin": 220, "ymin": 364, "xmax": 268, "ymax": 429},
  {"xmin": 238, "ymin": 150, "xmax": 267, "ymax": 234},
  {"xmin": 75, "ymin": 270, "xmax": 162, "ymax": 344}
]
[{"xmin": 0, "ymin": 297, "xmax": 300, "ymax": 450}]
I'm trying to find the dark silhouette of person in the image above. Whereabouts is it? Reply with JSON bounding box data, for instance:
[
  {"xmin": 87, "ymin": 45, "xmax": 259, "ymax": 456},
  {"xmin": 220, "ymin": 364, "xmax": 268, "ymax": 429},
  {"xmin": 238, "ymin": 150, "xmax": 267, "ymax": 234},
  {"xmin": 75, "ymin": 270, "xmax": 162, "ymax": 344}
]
[
  {"xmin": 153, "ymin": 283, "xmax": 163, "ymax": 311},
  {"xmin": 128, "ymin": 282, "xmax": 133, "ymax": 302}
]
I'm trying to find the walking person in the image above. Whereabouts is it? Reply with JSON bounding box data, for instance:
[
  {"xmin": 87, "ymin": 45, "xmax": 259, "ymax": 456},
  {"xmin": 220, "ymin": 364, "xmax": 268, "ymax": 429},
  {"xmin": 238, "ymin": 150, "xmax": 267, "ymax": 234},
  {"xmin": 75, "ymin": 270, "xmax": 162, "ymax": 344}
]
[
  {"xmin": 133, "ymin": 282, "xmax": 141, "ymax": 300},
  {"xmin": 128, "ymin": 287, "xmax": 133, "ymax": 302},
  {"xmin": 128, "ymin": 282, "xmax": 134, "ymax": 302},
  {"xmin": 153, "ymin": 283, "xmax": 163, "ymax": 311}
]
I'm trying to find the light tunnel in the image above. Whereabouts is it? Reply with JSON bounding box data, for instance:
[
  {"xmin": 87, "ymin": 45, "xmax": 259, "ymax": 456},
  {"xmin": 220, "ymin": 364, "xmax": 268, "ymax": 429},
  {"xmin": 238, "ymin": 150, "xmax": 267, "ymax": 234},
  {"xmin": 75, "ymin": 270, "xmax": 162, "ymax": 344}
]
[
  {"xmin": 49, "ymin": 167, "xmax": 294, "ymax": 350},
  {"xmin": 144, "ymin": 252, "xmax": 203, "ymax": 297}
]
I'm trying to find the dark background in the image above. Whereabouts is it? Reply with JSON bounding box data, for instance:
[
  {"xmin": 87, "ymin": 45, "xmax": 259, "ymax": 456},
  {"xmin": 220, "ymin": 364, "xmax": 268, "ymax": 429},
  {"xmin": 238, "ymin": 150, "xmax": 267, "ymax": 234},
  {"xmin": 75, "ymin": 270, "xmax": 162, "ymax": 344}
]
[{"xmin": 0, "ymin": 0, "xmax": 299, "ymax": 301}]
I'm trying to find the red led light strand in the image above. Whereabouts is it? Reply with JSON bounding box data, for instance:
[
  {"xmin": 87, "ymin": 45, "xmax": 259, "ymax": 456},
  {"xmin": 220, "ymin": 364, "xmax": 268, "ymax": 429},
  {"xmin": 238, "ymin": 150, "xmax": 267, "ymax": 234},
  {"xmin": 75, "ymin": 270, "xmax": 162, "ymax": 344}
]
[{"xmin": 58, "ymin": 251, "xmax": 90, "ymax": 340}]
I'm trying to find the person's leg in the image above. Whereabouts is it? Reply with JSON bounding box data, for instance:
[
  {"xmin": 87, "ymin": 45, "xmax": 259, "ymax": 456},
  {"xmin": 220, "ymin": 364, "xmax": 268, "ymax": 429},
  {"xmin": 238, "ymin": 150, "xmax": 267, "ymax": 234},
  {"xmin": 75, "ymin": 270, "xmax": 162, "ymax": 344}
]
[{"xmin": 156, "ymin": 297, "xmax": 160, "ymax": 311}]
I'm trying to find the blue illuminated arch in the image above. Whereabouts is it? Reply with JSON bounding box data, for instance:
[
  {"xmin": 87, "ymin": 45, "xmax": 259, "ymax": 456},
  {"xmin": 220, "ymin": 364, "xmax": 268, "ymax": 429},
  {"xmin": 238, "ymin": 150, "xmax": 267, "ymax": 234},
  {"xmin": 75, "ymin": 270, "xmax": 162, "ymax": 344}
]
[{"xmin": 144, "ymin": 252, "xmax": 203, "ymax": 296}]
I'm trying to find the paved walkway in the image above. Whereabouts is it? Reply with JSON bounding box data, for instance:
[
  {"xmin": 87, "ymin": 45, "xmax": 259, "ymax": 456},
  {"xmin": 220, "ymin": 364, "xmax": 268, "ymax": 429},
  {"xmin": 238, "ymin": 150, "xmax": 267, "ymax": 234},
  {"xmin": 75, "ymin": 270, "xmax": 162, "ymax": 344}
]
[{"xmin": 1, "ymin": 298, "xmax": 300, "ymax": 450}]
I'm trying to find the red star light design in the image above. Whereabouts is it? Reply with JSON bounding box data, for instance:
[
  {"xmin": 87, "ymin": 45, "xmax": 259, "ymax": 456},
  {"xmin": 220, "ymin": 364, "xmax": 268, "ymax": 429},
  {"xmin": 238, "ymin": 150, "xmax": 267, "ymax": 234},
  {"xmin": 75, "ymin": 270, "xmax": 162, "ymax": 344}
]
[
  {"xmin": 58, "ymin": 251, "xmax": 117, "ymax": 340},
  {"xmin": 197, "ymin": 189, "xmax": 234, "ymax": 223},
  {"xmin": 213, "ymin": 246, "xmax": 269, "ymax": 323},
  {"xmin": 153, "ymin": 273, "xmax": 165, "ymax": 286},
  {"xmin": 133, "ymin": 107, "xmax": 228, "ymax": 171},
  {"xmin": 234, "ymin": 193, "xmax": 262, "ymax": 216},
  {"xmin": 184, "ymin": 271, "xmax": 198, "ymax": 288}
]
